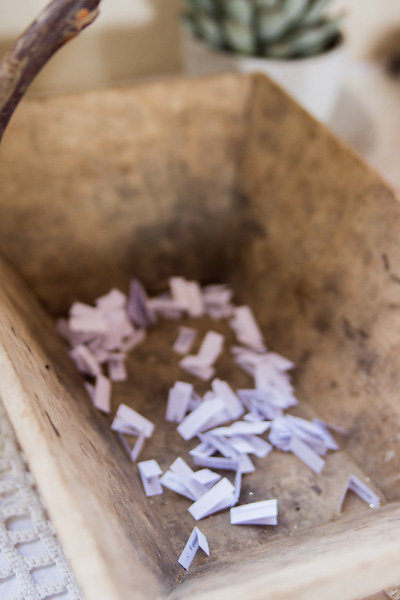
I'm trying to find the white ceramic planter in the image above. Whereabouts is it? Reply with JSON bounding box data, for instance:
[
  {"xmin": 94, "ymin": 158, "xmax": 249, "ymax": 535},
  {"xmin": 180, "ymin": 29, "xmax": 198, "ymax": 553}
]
[{"xmin": 182, "ymin": 31, "xmax": 346, "ymax": 123}]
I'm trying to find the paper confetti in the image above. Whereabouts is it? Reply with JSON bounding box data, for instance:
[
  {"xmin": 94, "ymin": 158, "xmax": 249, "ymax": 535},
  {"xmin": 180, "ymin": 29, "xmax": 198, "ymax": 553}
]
[
  {"xmin": 173, "ymin": 326, "xmax": 197, "ymax": 355},
  {"xmin": 341, "ymin": 475, "xmax": 380, "ymax": 510},
  {"xmin": 138, "ymin": 460, "xmax": 163, "ymax": 497},
  {"xmin": 188, "ymin": 478, "xmax": 235, "ymax": 520},
  {"xmin": 166, "ymin": 382, "xmax": 193, "ymax": 424},
  {"xmin": 230, "ymin": 499, "xmax": 278, "ymax": 526},
  {"xmin": 178, "ymin": 527, "xmax": 209, "ymax": 570},
  {"xmin": 57, "ymin": 275, "xmax": 360, "ymax": 574}
]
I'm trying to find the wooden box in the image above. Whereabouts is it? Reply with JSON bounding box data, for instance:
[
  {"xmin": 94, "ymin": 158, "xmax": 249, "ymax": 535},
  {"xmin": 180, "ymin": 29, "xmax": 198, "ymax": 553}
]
[{"xmin": 0, "ymin": 73, "xmax": 400, "ymax": 600}]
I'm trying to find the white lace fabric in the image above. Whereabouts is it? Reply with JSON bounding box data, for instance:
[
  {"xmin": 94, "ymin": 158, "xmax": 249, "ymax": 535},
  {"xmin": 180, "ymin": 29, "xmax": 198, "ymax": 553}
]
[{"xmin": 0, "ymin": 400, "xmax": 83, "ymax": 600}]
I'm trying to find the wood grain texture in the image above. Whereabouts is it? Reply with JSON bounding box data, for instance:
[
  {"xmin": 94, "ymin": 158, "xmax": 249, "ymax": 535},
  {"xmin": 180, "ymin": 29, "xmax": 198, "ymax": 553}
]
[
  {"xmin": 234, "ymin": 74, "xmax": 400, "ymax": 502},
  {"xmin": 0, "ymin": 74, "xmax": 252, "ymax": 315},
  {"xmin": 0, "ymin": 257, "xmax": 175, "ymax": 600},
  {"xmin": 170, "ymin": 503, "xmax": 400, "ymax": 600},
  {"xmin": 0, "ymin": 73, "xmax": 400, "ymax": 600}
]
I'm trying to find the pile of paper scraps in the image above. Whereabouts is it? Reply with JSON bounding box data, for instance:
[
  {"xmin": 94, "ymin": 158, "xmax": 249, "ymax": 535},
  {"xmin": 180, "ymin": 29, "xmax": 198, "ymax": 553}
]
[{"xmin": 57, "ymin": 276, "xmax": 381, "ymax": 571}]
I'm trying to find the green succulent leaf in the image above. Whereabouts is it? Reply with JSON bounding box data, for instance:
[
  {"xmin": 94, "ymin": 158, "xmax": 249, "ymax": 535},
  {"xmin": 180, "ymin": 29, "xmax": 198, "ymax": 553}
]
[
  {"xmin": 191, "ymin": 0, "xmax": 218, "ymax": 14},
  {"xmin": 181, "ymin": 15, "xmax": 198, "ymax": 35},
  {"xmin": 258, "ymin": 9, "xmax": 293, "ymax": 42},
  {"xmin": 197, "ymin": 15, "xmax": 224, "ymax": 47},
  {"xmin": 223, "ymin": 20, "xmax": 256, "ymax": 54},
  {"xmin": 301, "ymin": 0, "xmax": 333, "ymax": 26},
  {"xmin": 184, "ymin": 0, "xmax": 341, "ymax": 59},
  {"xmin": 255, "ymin": 0, "xmax": 280, "ymax": 8},
  {"xmin": 282, "ymin": 0, "xmax": 312, "ymax": 24},
  {"xmin": 258, "ymin": 0, "xmax": 310, "ymax": 43},
  {"xmin": 224, "ymin": 0, "xmax": 254, "ymax": 26},
  {"xmin": 265, "ymin": 17, "xmax": 342, "ymax": 58}
]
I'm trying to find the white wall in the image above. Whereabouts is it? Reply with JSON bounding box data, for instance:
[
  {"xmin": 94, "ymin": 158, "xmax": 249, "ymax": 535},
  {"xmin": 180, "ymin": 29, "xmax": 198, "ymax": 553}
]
[
  {"xmin": 0, "ymin": 0, "xmax": 399, "ymax": 93},
  {"xmin": 333, "ymin": 0, "xmax": 400, "ymax": 59}
]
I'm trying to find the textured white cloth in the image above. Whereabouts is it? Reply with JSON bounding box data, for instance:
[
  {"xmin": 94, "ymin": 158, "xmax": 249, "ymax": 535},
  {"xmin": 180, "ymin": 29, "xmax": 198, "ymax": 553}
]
[{"xmin": 0, "ymin": 399, "xmax": 83, "ymax": 600}]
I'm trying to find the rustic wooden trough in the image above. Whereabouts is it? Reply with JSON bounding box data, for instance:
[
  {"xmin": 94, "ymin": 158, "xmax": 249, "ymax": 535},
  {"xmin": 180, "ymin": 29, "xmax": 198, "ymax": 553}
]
[{"xmin": 1, "ymin": 17, "xmax": 400, "ymax": 600}]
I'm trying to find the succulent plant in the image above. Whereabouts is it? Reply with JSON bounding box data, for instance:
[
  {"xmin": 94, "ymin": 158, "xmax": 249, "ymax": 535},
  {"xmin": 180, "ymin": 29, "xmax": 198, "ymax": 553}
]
[{"xmin": 183, "ymin": 0, "xmax": 343, "ymax": 59}]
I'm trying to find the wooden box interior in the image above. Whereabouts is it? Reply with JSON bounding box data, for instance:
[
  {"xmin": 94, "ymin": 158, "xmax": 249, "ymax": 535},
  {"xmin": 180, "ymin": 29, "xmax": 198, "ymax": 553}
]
[{"xmin": 1, "ymin": 73, "xmax": 400, "ymax": 600}]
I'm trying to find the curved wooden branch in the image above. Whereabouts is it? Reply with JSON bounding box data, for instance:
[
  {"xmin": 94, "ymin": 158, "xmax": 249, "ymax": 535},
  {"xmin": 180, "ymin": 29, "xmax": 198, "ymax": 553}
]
[{"xmin": 0, "ymin": 0, "xmax": 102, "ymax": 141}]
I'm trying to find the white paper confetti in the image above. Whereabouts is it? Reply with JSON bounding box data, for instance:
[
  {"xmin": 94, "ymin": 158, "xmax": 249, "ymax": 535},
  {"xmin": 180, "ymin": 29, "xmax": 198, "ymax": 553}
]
[
  {"xmin": 111, "ymin": 404, "xmax": 154, "ymax": 462},
  {"xmin": 178, "ymin": 361, "xmax": 216, "ymax": 381},
  {"xmin": 203, "ymin": 284, "xmax": 234, "ymax": 319},
  {"xmin": 170, "ymin": 458, "xmax": 208, "ymax": 500},
  {"xmin": 230, "ymin": 306, "xmax": 266, "ymax": 353},
  {"xmin": 341, "ymin": 475, "xmax": 380, "ymax": 510},
  {"xmin": 112, "ymin": 404, "xmax": 154, "ymax": 438},
  {"xmin": 69, "ymin": 313, "xmax": 108, "ymax": 336},
  {"xmin": 127, "ymin": 279, "xmax": 156, "ymax": 328},
  {"xmin": 169, "ymin": 277, "xmax": 205, "ymax": 318},
  {"xmin": 193, "ymin": 454, "xmax": 255, "ymax": 474},
  {"xmin": 192, "ymin": 469, "xmax": 221, "ymax": 488},
  {"xmin": 238, "ymin": 389, "xmax": 285, "ymax": 420},
  {"xmin": 70, "ymin": 344, "xmax": 101, "ymax": 377},
  {"xmin": 92, "ymin": 374, "xmax": 111, "ymax": 414},
  {"xmin": 95, "ymin": 288, "xmax": 127, "ymax": 310},
  {"xmin": 118, "ymin": 431, "xmax": 146, "ymax": 463},
  {"xmin": 108, "ymin": 353, "xmax": 128, "ymax": 382},
  {"xmin": 178, "ymin": 527, "xmax": 209, "ymax": 570},
  {"xmin": 196, "ymin": 331, "xmax": 224, "ymax": 365},
  {"xmin": 211, "ymin": 379, "xmax": 244, "ymax": 421},
  {"xmin": 173, "ymin": 327, "xmax": 197, "ymax": 355},
  {"xmin": 180, "ymin": 331, "xmax": 224, "ymax": 380},
  {"xmin": 138, "ymin": 460, "xmax": 163, "ymax": 497},
  {"xmin": 177, "ymin": 397, "xmax": 226, "ymax": 441},
  {"xmin": 206, "ymin": 420, "xmax": 271, "ymax": 437},
  {"xmin": 232, "ymin": 467, "xmax": 242, "ymax": 506},
  {"xmin": 58, "ymin": 276, "xmax": 347, "ymax": 557},
  {"xmin": 147, "ymin": 293, "xmax": 182, "ymax": 320},
  {"xmin": 230, "ymin": 499, "xmax": 278, "ymax": 526},
  {"xmin": 198, "ymin": 432, "xmax": 238, "ymax": 459},
  {"xmin": 189, "ymin": 441, "xmax": 215, "ymax": 458},
  {"xmin": 188, "ymin": 477, "xmax": 235, "ymax": 520},
  {"xmin": 289, "ymin": 435, "xmax": 325, "ymax": 474},
  {"xmin": 160, "ymin": 470, "xmax": 197, "ymax": 501},
  {"xmin": 166, "ymin": 382, "xmax": 193, "ymax": 423},
  {"xmin": 244, "ymin": 435, "xmax": 273, "ymax": 458}
]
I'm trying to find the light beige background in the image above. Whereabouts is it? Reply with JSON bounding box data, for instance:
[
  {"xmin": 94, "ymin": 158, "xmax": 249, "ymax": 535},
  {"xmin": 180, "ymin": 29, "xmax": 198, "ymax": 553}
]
[
  {"xmin": 0, "ymin": 0, "xmax": 182, "ymax": 93},
  {"xmin": 0, "ymin": 0, "xmax": 399, "ymax": 94}
]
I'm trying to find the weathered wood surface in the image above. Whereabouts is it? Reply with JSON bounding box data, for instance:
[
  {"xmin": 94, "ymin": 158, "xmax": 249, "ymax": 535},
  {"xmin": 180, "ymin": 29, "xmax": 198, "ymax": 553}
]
[
  {"xmin": 0, "ymin": 257, "xmax": 173, "ymax": 600},
  {"xmin": 235, "ymin": 74, "xmax": 400, "ymax": 502},
  {"xmin": 0, "ymin": 74, "xmax": 252, "ymax": 314},
  {"xmin": 170, "ymin": 502, "xmax": 400, "ymax": 600},
  {"xmin": 1, "ymin": 73, "xmax": 400, "ymax": 600}
]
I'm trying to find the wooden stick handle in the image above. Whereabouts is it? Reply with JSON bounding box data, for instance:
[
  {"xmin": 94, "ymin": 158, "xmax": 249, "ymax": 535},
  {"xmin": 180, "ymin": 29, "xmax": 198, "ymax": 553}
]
[{"xmin": 0, "ymin": 0, "xmax": 102, "ymax": 141}]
